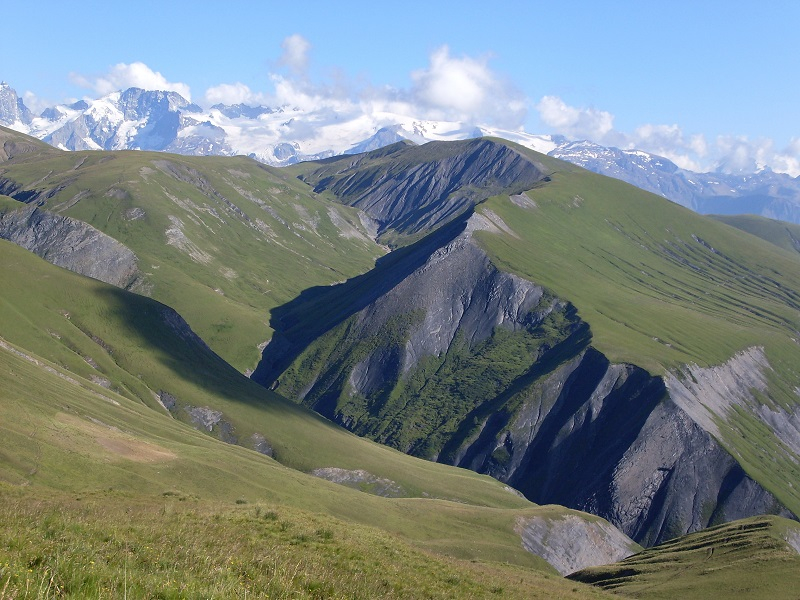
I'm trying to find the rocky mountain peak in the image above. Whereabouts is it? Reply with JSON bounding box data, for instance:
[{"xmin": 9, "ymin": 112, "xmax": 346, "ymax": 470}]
[
  {"xmin": 0, "ymin": 82, "xmax": 32, "ymax": 126},
  {"xmin": 300, "ymin": 138, "xmax": 551, "ymax": 239}
]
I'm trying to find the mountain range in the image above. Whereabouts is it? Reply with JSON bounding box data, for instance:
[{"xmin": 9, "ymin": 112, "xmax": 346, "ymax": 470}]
[
  {"xmin": 2, "ymin": 112, "xmax": 800, "ymax": 597},
  {"xmin": 4, "ymin": 81, "xmax": 800, "ymax": 224}
]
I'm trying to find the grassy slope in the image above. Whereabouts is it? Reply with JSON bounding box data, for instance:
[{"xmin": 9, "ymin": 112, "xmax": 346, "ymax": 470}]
[
  {"xmin": 0, "ymin": 243, "xmax": 623, "ymax": 598},
  {"xmin": 0, "ymin": 489, "xmax": 616, "ymax": 600},
  {"xmin": 471, "ymin": 156, "xmax": 800, "ymax": 514},
  {"xmin": 476, "ymin": 147, "xmax": 800, "ymax": 373},
  {"xmin": 282, "ymin": 141, "xmax": 800, "ymax": 516},
  {"xmin": 710, "ymin": 213, "xmax": 800, "ymax": 256},
  {"xmin": 0, "ymin": 140, "xmax": 383, "ymax": 371},
  {"xmin": 569, "ymin": 516, "xmax": 800, "ymax": 600},
  {"xmin": 0, "ymin": 239, "xmax": 531, "ymax": 508}
]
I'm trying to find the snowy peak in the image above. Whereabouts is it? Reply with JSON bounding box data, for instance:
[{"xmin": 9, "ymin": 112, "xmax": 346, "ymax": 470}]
[
  {"xmin": 0, "ymin": 82, "xmax": 33, "ymax": 128},
  {"xmin": 3, "ymin": 79, "xmax": 800, "ymax": 224},
  {"xmin": 39, "ymin": 87, "xmax": 201, "ymax": 152},
  {"xmin": 209, "ymin": 103, "xmax": 275, "ymax": 119},
  {"xmin": 551, "ymin": 140, "xmax": 679, "ymax": 174}
]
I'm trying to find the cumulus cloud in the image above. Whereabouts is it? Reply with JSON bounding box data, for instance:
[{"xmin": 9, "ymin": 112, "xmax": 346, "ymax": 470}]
[
  {"xmin": 21, "ymin": 91, "xmax": 51, "ymax": 114},
  {"xmin": 208, "ymin": 40, "xmax": 527, "ymax": 129},
  {"xmin": 536, "ymin": 95, "xmax": 614, "ymax": 141},
  {"xmin": 70, "ymin": 62, "xmax": 192, "ymax": 100},
  {"xmin": 205, "ymin": 82, "xmax": 264, "ymax": 106},
  {"xmin": 628, "ymin": 124, "xmax": 706, "ymax": 171},
  {"xmin": 410, "ymin": 46, "xmax": 526, "ymax": 127},
  {"xmin": 535, "ymin": 95, "xmax": 800, "ymax": 175},
  {"xmin": 279, "ymin": 34, "xmax": 311, "ymax": 74},
  {"xmin": 710, "ymin": 136, "xmax": 800, "ymax": 177}
]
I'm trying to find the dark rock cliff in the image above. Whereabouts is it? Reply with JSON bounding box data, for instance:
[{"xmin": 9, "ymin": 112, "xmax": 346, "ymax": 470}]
[
  {"xmin": 256, "ymin": 210, "xmax": 792, "ymax": 546},
  {"xmin": 298, "ymin": 138, "xmax": 551, "ymax": 239},
  {"xmin": 0, "ymin": 203, "xmax": 143, "ymax": 290}
]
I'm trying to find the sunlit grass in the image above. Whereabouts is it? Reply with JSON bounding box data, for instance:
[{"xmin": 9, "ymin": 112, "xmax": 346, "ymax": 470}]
[{"xmin": 0, "ymin": 487, "xmax": 615, "ymax": 600}]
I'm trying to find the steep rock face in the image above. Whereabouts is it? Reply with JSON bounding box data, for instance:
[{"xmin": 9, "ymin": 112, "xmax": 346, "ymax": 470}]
[
  {"xmin": 515, "ymin": 513, "xmax": 640, "ymax": 576},
  {"xmin": 0, "ymin": 84, "xmax": 33, "ymax": 127},
  {"xmin": 259, "ymin": 210, "xmax": 793, "ymax": 545},
  {"xmin": 666, "ymin": 347, "xmax": 800, "ymax": 459},
  {"xmin": 298, "ymin": 138, "xmax": 550, "ymax": 239},
  {"xmin": 0, "ymin": 203, "xmax": 142, "ymax": 290},
  {"xmin": 458, "ymin": 347, "xmax": 789, "ymax": 546},
  {"xmin": 259, "ymin": 212, "xmax": 584, "ymax": 457}
]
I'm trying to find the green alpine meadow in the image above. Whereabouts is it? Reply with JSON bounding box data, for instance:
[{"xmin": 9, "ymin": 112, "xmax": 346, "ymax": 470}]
[{"xmin": 1, "ymin": 123, "xmax": 800, "ymax": 598}]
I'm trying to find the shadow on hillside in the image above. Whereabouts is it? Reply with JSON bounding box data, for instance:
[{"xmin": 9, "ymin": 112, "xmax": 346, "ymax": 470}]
[
  {"xmin": 250, "ymin": 212, "xmax": 472, "ymax": 388},
  {"xmin": 93, "ymin": 285, "xmax": 308, "ymax": 421}
]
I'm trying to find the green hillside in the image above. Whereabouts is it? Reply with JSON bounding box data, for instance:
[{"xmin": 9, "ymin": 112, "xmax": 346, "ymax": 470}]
[
  {"xmin": 3, "ymin": 128, "xmax": 800, "ymax": 594},
  {"xmin": 264, "ymin": 139, "xmax": 800, "ymax": 544},
  {"xmin": 0, "ymin": 126, "xmax": 384, "ymax": 371},
  {"xmin": 569, "ymin": 516, "xmax": 800, "ymax": 599},
  {"xmin": 469, "ymin": 151, "xmax": 800, "ymax": 504},
  {"xmin": 0, "ymin": 239, "xmax": 529, "ymax": 507},
  {"xmin": 710, "ymin": 213, "xmax": 800, "ymax": 256},
  {"xmin": 0, "ymin": 239, "xmax": 630, "ymax": 597},
  {"xmin": 477, "ymin": 142, "xmax": 800, "ymax": 373}
]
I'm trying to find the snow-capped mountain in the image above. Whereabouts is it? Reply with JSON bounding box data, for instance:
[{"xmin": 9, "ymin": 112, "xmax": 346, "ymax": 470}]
[
  {"xmin": 37, "ymin": 88, "xmax": 202, "ymax": 152},
  {"xmin": 2, "ymin": 81, "xmax": 800, "ymax": 224},
  {"xmin": 551, "ymin": 140, "xmax": 800, "ymax": 223},
  {"xmin": 0, "ymin": 82, "xmax": 33, "ymax": 128},
  {"xmin": 0, "ymin": 83, "xmax": 557, "ymax": 166}
]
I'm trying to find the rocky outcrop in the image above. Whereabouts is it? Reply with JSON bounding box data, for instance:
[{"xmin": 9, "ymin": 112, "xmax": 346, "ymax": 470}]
[
  {"xmin": 666, "ymin": 347, "xmax": 800, "ymax": 459},
  {"xmin": 0, "ymin": 125, "xmax": 53, "ymax": 163},
  {"xmin": 310, "ymin": 467, "xmax": 405, "ymax": 497},
  {"xmin": 0, "ymin": 203, "xmax": 143, "ymax": 290},
  {"xmin": 516, "ymin": 513, "xmax": 640, "ymax": 575},
  {"xmin": 0, "ymin": 84, "xmax": 33, "ymax": 128},
  {"xmin": 299, "ymin": 138, "xmax": 550, "ymax": 239},
  {"xmin": 463, "ymin": 347, "xmax": 791, "ymax": 546},
  {"xmin": 258, "ymin": 208, "xmax": 794, "ymax": 546}
]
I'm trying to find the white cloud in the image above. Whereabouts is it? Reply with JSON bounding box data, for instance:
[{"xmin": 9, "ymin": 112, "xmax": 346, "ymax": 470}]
[
  {"xmin": 410, "ymin": 46, "xmax": 526, "ymax": 127},
  {"xmin": 774, "ymin": 138, "xmax": 800, "ymax": 177},
  {"xmin": 70, "ymin": 62, "xmax": 192, "ymax": 100},
  {"xmin": 21, "ymin": 91, "xmax": 50, "ymax": 114},
  {"xmin": 214, "ymin": 43, "xmax": 526, "ymax": 129},
  {"xmin": 269, "ymin": 75, "xmax": 354, "ymax": 113},
  {"xmin": 279, "ymin": 34, "xmax": 311, "ymax": 74},
  {"xmin": 205, "ymin": 82, "xmax": 264, "ymax": 106},
  {"xmin": 628, "ymin": 124, "xmax": 705, "ymax": 171},
  {"xmin": 535, "ymin": 95, "xmax": 800, "ymax": 175},
  {"xmin": 536, "ymin": 95, "xmax": 614, "ymax": 141},
  {"xmin": 711, "ymin": 136, "xmax": 800, "ymax": 177},
  {"xmin": 689, "ymin": 134, "xmax": 708, "ymax": 158}
]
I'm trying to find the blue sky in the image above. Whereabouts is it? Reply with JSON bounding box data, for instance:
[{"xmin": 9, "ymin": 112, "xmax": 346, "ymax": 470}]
[{"xmin": 4, "ymin": 1, "xmax": 799, "ymax": 174}]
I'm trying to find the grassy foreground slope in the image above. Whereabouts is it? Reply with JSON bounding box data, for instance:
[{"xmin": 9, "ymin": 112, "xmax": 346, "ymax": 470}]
[
  {"xmin": 0, "ymin": 352, "xmax": 603, "ymax": 599},
  {"xmin": 0, "ymin": 240, "xmax": 629, "ymax": 597},
  {"xmin": 0, "ymin": 487, "xmax": 617, "ymax": 600},
  {"xmin": 569, "ymin": 516, "xmax": 800, "ymax": 600},
  {"xmin": 0, "ymin": 126, "xmax": 384, "ymax": 371},
  {"xmin": 0, "ymin": 239, "xmax": 529, "ymax": 507}
]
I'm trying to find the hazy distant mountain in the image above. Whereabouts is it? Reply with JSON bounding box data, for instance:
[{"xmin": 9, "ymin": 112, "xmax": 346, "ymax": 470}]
[
  {"xmin": 551, "ymin": 140, "xmax": 800, "ymax": 223},
  {"xmin": 3, "ymin": 81, "xmax": 800, "ymax": 223}
]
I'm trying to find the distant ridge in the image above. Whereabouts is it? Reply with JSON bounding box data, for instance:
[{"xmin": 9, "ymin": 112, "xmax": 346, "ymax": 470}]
[{"xmin": 2, "ymin": 81, "xmax": 799, "ymax": 223}]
